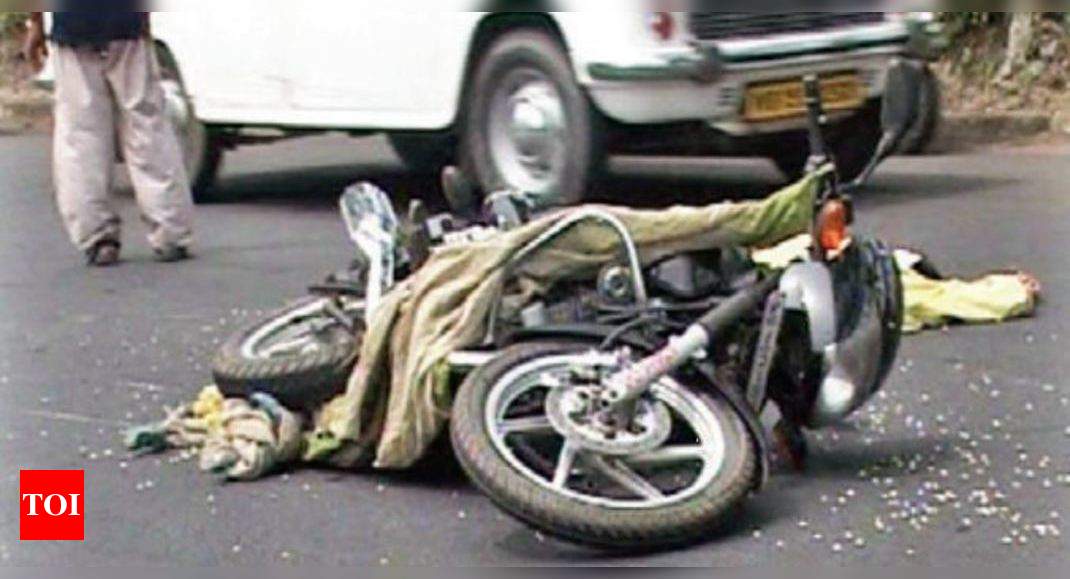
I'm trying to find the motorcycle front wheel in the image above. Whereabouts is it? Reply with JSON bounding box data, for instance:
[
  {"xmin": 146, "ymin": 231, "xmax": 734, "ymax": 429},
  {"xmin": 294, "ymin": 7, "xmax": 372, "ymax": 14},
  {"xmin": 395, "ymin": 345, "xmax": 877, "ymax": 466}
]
[
  {"xmin": 450, "ymin": 342, "xmax": 757, "ymax": 550},
  {"xmin": 212, "ymin": 296, "xmax": 363, "ymax": 411}
]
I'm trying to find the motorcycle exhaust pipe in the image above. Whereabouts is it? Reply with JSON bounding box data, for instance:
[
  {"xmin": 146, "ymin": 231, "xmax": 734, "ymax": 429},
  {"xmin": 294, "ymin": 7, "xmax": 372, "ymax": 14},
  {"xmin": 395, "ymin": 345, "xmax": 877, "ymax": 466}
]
[{"xmin": 601, "ymin": 273, "xmax": 782, "ymax": 407}]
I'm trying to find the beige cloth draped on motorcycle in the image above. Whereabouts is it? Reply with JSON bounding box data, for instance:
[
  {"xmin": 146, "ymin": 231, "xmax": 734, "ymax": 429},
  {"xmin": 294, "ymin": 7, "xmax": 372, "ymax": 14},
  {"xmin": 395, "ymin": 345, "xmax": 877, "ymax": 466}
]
[{"xmin": 307, "ymin": 173, "xmax": 822, "ymax": 470}]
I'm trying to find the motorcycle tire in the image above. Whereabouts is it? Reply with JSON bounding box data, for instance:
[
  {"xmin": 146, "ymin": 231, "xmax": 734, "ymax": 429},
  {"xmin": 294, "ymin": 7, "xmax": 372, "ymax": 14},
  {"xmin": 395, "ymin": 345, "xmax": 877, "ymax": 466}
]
[
  {"xmin": 212, "ymin": 297, "xmax": 362, "ymax": 412},
  {"xmin": 450, "ymin": 342, "xmax": 758, "ymax": 550}
]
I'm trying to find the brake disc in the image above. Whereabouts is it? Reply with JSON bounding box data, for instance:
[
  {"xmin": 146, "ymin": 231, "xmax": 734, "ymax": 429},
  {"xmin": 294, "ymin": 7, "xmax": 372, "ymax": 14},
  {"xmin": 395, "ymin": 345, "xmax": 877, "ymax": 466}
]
[{"xmin": 544, "ymin": 386, "xmax": 673, "ymax": 456}]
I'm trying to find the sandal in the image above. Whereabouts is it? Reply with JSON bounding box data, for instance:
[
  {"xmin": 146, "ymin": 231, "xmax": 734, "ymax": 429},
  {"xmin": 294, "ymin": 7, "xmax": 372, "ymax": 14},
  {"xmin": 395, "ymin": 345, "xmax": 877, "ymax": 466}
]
[{"xmin": 86, "ymin": 240, "xmax": 121, "ymax": 267}]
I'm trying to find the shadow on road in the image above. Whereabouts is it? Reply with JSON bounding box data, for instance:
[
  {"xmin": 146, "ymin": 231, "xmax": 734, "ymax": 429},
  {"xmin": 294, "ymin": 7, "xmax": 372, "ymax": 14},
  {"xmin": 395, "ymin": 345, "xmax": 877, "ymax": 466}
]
[
  {"xmin": 209, "ymin": 165, "xmax": 439, "ymax": 209},
  {"xmin": 205, "ymin": 153, "xmax": 793, "ymax": 211},
  {"xmin": 857, "ymin": 171, "xmax": 1021, "ymax": 210},
  {"xmin": 491, "ymin": 493, "xmax": 790, "ymax": 563},
  {"xmin": 205, "ymin": 153, "xmax": 1024, "ymax": 214}
]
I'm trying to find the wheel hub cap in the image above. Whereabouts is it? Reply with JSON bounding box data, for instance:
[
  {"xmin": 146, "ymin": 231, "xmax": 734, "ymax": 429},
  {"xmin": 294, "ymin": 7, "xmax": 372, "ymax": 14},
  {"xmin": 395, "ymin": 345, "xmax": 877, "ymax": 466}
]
[{"xmin": 488, "ymin": 72, "xmax": 568, "ymax": 197}]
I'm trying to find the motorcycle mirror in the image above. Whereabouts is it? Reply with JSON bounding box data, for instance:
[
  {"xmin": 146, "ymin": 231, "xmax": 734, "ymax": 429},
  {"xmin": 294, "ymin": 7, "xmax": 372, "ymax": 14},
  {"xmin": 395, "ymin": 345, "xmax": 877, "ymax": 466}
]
[
  {"xmin": 881, "ymin": 60, "xmax": 922, "ymax": 135},
  {"xmin": 848, "ymin": 60, "xmax": 925, "ymax": 190}
]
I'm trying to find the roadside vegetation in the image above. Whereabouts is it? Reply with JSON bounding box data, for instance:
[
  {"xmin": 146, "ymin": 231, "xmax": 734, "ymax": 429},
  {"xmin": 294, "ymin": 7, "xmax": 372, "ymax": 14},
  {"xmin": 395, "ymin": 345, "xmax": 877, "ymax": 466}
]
[{"xmin": 936, "ymin": 12, "xmax": 1069, "ymax": 116}]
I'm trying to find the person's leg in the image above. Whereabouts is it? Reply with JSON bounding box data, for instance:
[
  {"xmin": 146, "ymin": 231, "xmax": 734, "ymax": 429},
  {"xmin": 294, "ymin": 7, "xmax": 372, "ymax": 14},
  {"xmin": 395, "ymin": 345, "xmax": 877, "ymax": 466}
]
[
  {"xmin": 52, "ymin": 45, "xmax": 121, "ymax": 254},
  {"xmin": 105, "ymin": 38, "xmax": 194, "ymax": 255}
]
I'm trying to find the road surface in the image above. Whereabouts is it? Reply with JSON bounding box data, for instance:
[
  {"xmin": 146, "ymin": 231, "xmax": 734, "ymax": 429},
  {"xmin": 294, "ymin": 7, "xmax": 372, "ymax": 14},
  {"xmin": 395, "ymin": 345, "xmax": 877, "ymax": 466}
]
[{"xmin": 1, "ymin": 133, "xmax": 1068, "ymax": 565}]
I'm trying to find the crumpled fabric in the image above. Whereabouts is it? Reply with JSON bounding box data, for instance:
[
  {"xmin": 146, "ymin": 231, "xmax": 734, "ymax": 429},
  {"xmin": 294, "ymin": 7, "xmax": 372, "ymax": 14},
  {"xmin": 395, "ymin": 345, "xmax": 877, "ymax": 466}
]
[
  {"xmin": 126, "ymin": 386, "xmax": 304, "ymax": 481},
  {"xmin": 309, "ymin": 170, "xmax": 823, "ymax": 470},
  {"xmin": 752, "ymin": 235, "xmax": 1039, "ymax": 334},
  {"xmin": 124, "ymin": 385, "xmax": 225, "ymax": 453}
]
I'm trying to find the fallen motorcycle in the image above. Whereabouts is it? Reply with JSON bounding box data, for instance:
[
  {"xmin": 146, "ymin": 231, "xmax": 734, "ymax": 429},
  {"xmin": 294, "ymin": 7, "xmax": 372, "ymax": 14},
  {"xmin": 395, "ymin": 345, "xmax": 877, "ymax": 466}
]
[
  {"xmin": 446, "ymin": 73, "xmax": 912, "ymax": 549},
  {"xmin": 212, "ymin": 63, "xmax": 921, "ymax": 549}
]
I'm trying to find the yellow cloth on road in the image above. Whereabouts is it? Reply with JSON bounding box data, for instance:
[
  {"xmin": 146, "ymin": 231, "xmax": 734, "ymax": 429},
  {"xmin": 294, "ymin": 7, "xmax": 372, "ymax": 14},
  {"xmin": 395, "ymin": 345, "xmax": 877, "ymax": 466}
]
[
  {"xmin": 894, "ymin": 250, "xmax": 1036, "ymax": 333},
  {"xmin": 752, "ymin": 235, "xmax": 1038, "ymax": 334},
  {"xmin": 309, "ymin": 172, "xmax": 823, "ymax": 470}
]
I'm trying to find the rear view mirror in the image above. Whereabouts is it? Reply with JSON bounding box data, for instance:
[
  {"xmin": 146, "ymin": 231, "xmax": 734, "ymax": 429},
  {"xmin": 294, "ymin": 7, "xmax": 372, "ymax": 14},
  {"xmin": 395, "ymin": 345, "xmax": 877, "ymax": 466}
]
[
  {"xmin": 881, "ymin": 60, "xmax": 923, "ymax": 135},
  {"xmin": 847, "ymin": 60, "xmax": 926, "ymax": 190}
]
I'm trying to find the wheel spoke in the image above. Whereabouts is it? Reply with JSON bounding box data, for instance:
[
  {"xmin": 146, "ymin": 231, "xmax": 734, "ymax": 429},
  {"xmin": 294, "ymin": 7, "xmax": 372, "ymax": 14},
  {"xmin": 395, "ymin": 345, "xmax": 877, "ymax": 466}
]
[
  {"xmin": 588, "ymin": 455, "xmax": 666, "ymax": 501},
  {"xmin": 624, "ymin": 445, "xmax": 707, "ymax": 468},
  {"xmin": 498, "ymin": 415, "xmax": 555, "ymax": 436},
  {"xmin": 551, "ymin": 441, "xmax": 579, "ymax": 488}
]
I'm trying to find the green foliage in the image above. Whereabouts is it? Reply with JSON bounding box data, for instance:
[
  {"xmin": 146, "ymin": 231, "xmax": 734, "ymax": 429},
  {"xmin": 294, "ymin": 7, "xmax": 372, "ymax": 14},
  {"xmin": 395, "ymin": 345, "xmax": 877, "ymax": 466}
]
[
  {"xmin": 939, "ymin": 12, "xmax": 1006, "ymax": 41},
  {"xmin": 940, "ymin": 12, "xmax": 1069, "ymax": 40}
]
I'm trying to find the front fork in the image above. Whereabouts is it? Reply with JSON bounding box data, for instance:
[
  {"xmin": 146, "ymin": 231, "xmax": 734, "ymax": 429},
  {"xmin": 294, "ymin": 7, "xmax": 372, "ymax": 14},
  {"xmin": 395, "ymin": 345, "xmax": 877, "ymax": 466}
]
[{"xmin": 599, "ymin": 274, "xmax": 784, "ymax": 416}]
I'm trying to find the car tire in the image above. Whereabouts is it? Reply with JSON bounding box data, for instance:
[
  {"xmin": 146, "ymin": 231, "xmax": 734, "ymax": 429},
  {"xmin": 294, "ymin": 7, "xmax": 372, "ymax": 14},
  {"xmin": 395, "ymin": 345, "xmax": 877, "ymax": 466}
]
[
  {"xmin": 388, "ymin": 132, "xmax": 456, "ymax": 175},
  {"xmin": 771, "ymin": 101, "xmax": 882, "ymax": 184},
  {"xmin": 460, "ymin": 29, "xmax": 605, "ymax": 207},
  {"xmin": 155, "ymin": 43, "xmax": 225, "ymax": 204}
]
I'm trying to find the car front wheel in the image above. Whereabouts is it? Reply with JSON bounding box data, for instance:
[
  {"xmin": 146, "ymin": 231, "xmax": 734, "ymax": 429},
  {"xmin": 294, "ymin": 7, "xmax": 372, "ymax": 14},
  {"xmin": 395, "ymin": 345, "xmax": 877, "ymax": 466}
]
[{"xmin": 460, "ymin": 29, "xmax": 605, "ymax": 208}]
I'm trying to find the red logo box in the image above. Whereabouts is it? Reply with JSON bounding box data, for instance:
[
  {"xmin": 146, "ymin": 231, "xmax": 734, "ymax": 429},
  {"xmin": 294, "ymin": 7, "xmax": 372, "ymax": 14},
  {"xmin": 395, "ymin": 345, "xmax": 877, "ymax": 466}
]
[{"xmin": 19, "ymin": 470, "xmax": 84, "ymax": 541}]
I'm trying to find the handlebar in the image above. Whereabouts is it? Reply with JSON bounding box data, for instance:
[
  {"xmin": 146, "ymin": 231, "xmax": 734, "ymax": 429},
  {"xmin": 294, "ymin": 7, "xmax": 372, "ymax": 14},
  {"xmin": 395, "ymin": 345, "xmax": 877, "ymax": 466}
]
[{"xmin": 803, "ymin": 75, "xmax": 830, "ymax": 168}]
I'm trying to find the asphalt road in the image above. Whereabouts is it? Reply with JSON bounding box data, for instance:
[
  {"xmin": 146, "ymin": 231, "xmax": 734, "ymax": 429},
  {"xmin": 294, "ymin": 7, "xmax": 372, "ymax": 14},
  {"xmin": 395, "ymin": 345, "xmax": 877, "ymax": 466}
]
[{"xmin": 1, "ymin": 133, "xmax": 1068, "ymax": 566}]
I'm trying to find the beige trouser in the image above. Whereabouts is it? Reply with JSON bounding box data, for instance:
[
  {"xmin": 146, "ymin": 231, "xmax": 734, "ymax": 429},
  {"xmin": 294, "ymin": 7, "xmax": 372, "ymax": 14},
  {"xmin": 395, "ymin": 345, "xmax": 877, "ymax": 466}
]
[{"xmin": 53, "ymin": 38, "xmax": 194, "ymax": 252}]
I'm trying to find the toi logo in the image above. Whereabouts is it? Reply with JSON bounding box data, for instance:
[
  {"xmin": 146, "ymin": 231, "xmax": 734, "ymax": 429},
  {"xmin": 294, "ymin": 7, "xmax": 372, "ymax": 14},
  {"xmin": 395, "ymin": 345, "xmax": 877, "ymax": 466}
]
[{"xmin": 19, "ymin": 470, "xmax": 84, "ymax": 541}]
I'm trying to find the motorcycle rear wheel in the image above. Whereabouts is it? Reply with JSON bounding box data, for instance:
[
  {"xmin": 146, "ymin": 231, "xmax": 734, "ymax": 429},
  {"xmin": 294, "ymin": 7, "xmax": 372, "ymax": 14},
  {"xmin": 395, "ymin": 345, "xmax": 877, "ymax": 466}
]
[
  {"xmin": 212, "ymin": 297, "xmax": 363, "ymax": 411},
  {"xmin": 450, "ymin": 342, "xmax": 758, "ymax": 550}
]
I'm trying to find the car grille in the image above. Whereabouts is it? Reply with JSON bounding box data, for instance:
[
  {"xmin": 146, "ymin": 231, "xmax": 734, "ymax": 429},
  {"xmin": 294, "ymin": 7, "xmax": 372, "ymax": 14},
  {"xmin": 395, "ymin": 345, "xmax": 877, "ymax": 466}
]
[{"xmin": 688, "ymin": 13, "xmax": 886, "ymax": 42}]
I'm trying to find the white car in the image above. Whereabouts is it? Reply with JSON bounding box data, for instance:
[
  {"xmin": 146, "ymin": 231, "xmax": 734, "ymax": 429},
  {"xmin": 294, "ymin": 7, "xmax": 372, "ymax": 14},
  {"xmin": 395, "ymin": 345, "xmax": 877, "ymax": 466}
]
[{"xmin": 149, "ymin": 5, "xmax": 927, "ymax": 204}]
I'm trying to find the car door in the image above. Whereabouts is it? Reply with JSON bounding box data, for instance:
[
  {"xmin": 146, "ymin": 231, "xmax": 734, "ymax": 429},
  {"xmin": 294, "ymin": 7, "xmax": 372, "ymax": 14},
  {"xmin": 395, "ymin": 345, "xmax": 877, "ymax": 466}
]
[
  {"xmin": 283, "ymin": 7, "xmax": 478, "ymax": 130},
  {"xmin": 152, "ymin": 4, "xmax": 288, "ymax": 123}
]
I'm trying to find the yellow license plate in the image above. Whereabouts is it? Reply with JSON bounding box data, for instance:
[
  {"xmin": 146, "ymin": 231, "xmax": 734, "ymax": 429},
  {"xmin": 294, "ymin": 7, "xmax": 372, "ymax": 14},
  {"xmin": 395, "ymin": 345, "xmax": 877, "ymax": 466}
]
[{"xmin": 743, "ymin": 73, "xmax": 865, "ymax": 123}]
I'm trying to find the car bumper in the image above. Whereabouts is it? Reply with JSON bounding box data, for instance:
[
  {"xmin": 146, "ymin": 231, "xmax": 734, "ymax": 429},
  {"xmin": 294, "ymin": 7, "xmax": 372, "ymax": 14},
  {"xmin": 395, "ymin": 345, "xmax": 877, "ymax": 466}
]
[{"xmin": 584, "ymin": 22, "xmax": 912, "ymax": 134}]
